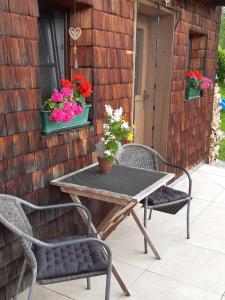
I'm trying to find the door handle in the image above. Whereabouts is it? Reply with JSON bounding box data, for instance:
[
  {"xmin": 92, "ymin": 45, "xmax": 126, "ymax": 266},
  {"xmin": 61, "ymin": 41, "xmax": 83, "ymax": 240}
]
[{"xmin": 143, "ymin": 90, "xmax": 149, "ymax": 102}]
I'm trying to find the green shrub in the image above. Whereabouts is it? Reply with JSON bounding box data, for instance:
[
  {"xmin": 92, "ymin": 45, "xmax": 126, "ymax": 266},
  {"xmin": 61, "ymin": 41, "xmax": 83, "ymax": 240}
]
[
  {"xmin": 218, "ymin": 139, "xmax": 225, "ymax": 161},
  {"xmin": 217, "ymin": 46, "xmax": 225, "ymax": 84},
  {"xmin": 221, "ymin": 110, "xmax": 225, "ymax": 132}
]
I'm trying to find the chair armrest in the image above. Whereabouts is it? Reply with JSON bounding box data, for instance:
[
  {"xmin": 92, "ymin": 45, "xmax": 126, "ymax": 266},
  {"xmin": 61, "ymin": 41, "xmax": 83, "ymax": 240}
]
[
  {"xmin": 19, "ymin": 200, "xmax": 92, "ymax": 234},
  {"xmin": 157, "ymin": 154, "xmax": 192, "ymax": 196}
]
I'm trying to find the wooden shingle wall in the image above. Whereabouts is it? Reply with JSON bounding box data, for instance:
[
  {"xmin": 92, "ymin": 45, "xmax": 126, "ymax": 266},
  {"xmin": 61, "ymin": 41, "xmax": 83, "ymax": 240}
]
[
  {"xmin": 0, "ymin": 0, "xmax": 221, "ymax": 298},
  {"xmin": 0, "ymin": 0, "xmax": 134, "ymax": 298},
  {"xmin": 168, "ymin": 0, "xmax": 221, "ymax": 170}
]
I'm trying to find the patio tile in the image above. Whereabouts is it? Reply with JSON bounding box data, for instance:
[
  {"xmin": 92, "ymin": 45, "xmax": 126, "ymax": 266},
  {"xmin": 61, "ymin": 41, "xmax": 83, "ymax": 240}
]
[
  {"xmin": 16, "ymin": 284, "xmax": 71, "ymax": 300},
  {"xmin": 107, "ymin": 198, "xmax": 210, "ymax": 266},
  {"xmin": 108, "ymin": 243, "xmax": 156, "ymax": 270},
  {"xmin": 197, "ymin": 202, "xmax": 225, "ymax": 226},
  {"xmin": 44, "ymin": 259, "xmax": 144, "ymax": 300},
  {"xmin": 175, "ymin": 197, "xmax": 210, "ymax": 220},
  {"xmin": 173, "ymin": 181, "xmax": 224, "ymax": 202},
  {"xmin": 176, "ymin": 218, "xmax": 225, "ymax": 254},
  {"xmin": 148, "ymin": 242, "xmax": 225, "ymax": 294},
  {"xmin": 197, "ymin": 164, "xmax": 225, "ymax": 177},
  {"xmin": 119, "ymin": 271, "xmax": 220, "ymax": 300},
  {"xmin": 198, "ymin": 172, "xmax": 225, "ymax": 189},
  {"xmin": 107, "ymin": 210, "xmax": 185, "ymax": 267},
  {"xmin": 214, "ymin": 190, "xmax": 225, "ymax": 204}
]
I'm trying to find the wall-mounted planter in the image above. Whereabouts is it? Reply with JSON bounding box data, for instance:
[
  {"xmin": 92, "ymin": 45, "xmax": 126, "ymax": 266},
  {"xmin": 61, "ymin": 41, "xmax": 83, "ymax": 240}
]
[
  {"xmin": 41, "ymin": 104, "xmax": 91, "ymax": 135},
  {"xmin": 185, "ymin": 87, "xmax": 201, "ymax": 100}
]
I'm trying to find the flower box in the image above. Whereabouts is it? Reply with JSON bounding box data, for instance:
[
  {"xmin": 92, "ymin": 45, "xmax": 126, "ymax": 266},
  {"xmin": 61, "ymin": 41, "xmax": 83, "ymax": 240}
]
[
  {"xmin": 185, "ymin": 87, "xmax": 201, "ymax": 100},
  {"xmin": 41, "ymin": 104, "xmax": 91, "ymax": 135}
]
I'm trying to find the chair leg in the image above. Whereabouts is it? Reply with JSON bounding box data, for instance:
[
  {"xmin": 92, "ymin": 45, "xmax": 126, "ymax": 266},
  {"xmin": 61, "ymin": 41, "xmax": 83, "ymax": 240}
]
[
  {"xmin": 148, "ymin": 208, "xmax": 153, "ymax": 220},
  {"xmin": 187, "ymin": 199, "xmax": 191, "ymax": 239},
  {"xmin": 105, "ymin": 268, "xmax": 112, "ymax": 300},
  {"xmin": 28, "ymin": 268, "xmax": 37, "ymax": 300},
  {"xmin": 144, "ymin": 197, "xmax": 148, "ymax": 254},
  {"xmin": 86, "ymin": 277, "xmax": 91, "ymax": 290},
  {"xmin": 13, "ymin": 260, "xmax": 27, "ymax": 300}
]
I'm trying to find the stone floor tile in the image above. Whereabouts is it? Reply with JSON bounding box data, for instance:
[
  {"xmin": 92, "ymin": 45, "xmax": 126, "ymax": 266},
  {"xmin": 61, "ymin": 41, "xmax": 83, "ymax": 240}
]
[
  {"xmin": 119, "ymin": 271, "xmax": 220, "ymax": 300},
  {"xmin": 16, "ymin": 285, "xmax": 72, "ymax": 300},
  {"xmin": 174, "ymin": 181, "xmax": 224, "ymax": 202},
  {"xmin": 198, "ymin": 164, "xmax": 225, "ymax": 177},
  {"xmin": 175, "ymin": 197, "xmax": 210, "ymax": 220},
  {"xmin": 197, "ymin": 202, "xmax": 225, "ymax": 226},
  {"xmin": 148, "ymin": 242, "xmax": 225, "ymax": 294},
  {"xmin": 215, "ymin": 190, "xmax": 225, "ymax": 204},
  {"xmin": 107, "ymin": 210, "xmax": 185, "ymax": 265},
  {"xmin": 177, "ymin": 218, "xmax": 225, "ymax": 254}
]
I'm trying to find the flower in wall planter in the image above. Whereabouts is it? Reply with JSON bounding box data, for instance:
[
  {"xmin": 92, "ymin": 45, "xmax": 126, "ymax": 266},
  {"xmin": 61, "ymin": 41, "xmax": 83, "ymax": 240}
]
[
  {"xmin": 41, "ymin": 74, "xmax": 92, "ymax": 135},
  {"xmin": 185, "ymin": 70, "xmax": 213, "ymax": 100},
  {"xmin": 96, "ymin": 105, "xmax": 133, "ymax": 174}
]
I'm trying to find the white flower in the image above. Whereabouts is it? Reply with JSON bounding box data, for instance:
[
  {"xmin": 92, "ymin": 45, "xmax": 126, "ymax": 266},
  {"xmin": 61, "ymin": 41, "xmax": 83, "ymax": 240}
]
[
  {"xmin": 121, "ymin": 121, "xmax": 128, "ymax": 129},
  {"xmin": 111, "ymin": 107, "xmax": 123, "ymax": 121},
  {"xmin": 104, "ymin": 150, "xmax": 112, "ymax": 156},
  {"xmin": 101, "ymin": 137, "xmax": 105, "ymax": 141},
  {"xmin": 115, "ymin": 107, "xmax": 123, "ymax": 117},
  {"xmin": 103, "ymin": 123, "xmax": 109, "ymax": 130},
  {"xmin": 105, "ymin": 105, "xmax": 113, "ymax": 116}
]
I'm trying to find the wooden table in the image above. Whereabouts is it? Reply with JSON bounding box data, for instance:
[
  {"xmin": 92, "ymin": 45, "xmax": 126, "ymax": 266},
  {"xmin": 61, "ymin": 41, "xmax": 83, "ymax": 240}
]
[{"xmin": 51, "ymin": 163, "xmax": 174, "ymax": 295}]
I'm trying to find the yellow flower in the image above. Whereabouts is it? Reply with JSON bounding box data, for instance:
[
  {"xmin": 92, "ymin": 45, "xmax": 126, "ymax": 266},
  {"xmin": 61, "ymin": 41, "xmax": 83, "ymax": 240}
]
[
  {"xmin": 132, "ymin": 124, "xmax": 136, "ymax": 129},
  {"xmin": 127, "ymin": 132, "xmax": 133, "ymax": 141}
]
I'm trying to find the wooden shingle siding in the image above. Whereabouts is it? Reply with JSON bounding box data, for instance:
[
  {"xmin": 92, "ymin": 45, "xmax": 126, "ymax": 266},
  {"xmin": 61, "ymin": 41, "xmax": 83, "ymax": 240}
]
[
  {"xmin": 0, "ymin": 0, "xmax": 221, "ymax": 298},
  {"xmin": 167, "ymin": 0, "xmax": 221, "ymax": 170}
]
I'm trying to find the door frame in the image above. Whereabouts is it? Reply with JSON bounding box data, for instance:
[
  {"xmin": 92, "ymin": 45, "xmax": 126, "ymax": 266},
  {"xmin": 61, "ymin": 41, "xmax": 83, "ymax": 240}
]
[{"xmin": 132, "ymin": 0, "xmax": 175, "ymax": 158}]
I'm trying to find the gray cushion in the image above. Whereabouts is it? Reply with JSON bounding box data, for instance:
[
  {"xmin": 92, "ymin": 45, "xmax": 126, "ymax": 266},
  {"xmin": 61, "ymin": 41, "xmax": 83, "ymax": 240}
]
[
  {"xmin": 34, "ymin": 235, "xmax": 107, "ymax": 281},
  {"xmin": 146, "ymin": 186, "xmax": 189, "ymax": 206}
]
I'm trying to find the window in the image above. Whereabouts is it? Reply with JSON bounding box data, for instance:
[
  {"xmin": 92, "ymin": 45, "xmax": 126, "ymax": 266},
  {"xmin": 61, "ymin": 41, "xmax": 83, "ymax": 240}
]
[
  {"xmin": 39, "ymin": 10, "xmax": 67, "ymax": 100},
  {"xmin": 188, "ymin": 31, "xmax": 207, "ymax": 74}
]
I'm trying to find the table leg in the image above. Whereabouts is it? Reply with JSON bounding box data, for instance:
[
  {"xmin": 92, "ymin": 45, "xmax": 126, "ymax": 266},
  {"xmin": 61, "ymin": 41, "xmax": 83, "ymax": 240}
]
[
  {"xmin": 131, "ymin": 209, "xmax": 161, "ymax": 259},
  {"xmin": 69, "ymin": 194, "xmax": 131, "ymax": 296},
  {"xmin": 96, "ymin": 204, "xmax": 122, "ymax": 234}
]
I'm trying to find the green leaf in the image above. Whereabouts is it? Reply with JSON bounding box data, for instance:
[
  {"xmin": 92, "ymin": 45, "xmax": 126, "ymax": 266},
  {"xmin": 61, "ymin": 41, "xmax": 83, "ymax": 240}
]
[
  {"xmin": 77, "ymin": 95, "xmax": 86, "ymax": 107},
  {"xmin": 73, "ymin": 89, "xmax": 80, "ymax": 98}
]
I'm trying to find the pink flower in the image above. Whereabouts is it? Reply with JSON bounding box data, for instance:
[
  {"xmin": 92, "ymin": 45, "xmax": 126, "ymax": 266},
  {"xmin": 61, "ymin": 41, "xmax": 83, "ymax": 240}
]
[
  {"xmin": 49, "ymin": 109, "xmax": 65, "ymax": 123},
  {"xmin": 71, "ymin": 102, "xmax": 83, "ymax": 115},
  {"xmin": 64, "ymin": 101, "xmax": 73, "ymax": 112},
  {"xmin": 49, "ymin": 101, "xmax": 83, "ymax": 123},
  {"xmin": 61, "ymin": 87, "xmax": 73, "ymax": 99},
  {"xmin": 200, "ymin": 77, "xmax": 213, "ymax": 90},
  {"xmin": 74, "ymin": 105, "xmax": 83, "ymax": 115},
  {"xmin": 51, "ymin": 92, "xmax": 64, "ymax": 103}
]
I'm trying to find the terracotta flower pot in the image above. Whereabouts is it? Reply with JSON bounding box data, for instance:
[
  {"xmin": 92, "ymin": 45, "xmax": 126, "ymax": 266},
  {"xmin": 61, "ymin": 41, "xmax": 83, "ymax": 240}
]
[{"xmin": 97, "ymin": 157, "xmax": 113, "ymax": 174}]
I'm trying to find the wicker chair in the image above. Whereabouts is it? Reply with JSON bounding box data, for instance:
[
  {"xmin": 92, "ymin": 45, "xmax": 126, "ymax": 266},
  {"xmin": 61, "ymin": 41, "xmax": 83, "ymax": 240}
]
[
  {"xmin": 115, "ymin": 144, "xmax": 192, "ymax": 254},
  {"xmin": 0, "ymin": 194, "xmax": 112, "ymax": 300}
]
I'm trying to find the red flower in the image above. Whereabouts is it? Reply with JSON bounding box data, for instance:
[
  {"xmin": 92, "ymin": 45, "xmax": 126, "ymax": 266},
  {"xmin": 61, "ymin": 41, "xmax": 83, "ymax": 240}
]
[
  {"xmin": 79, "ymin": 81, "xmax": 92, "ymax": 97},
  {"xmin": 194, "ymin": 71, "xmax": 203, "ymax": 81},
  {"xmin": 187, "ymin": 70, "xmax": 203, "ymax": 81},
  {"xmin": 187, "ymin": 71, "xmax": 195, "ymax": 78},
  {"xmin": 61, "ymin": 79, "xmax": 74, "ymax": 89},
  {"xmin": 74, "ymin": 74, "xmax": 85, "ymax": 83}
]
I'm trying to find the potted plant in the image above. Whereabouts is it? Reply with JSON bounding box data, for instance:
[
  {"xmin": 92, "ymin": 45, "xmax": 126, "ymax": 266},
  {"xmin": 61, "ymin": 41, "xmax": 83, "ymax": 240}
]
[
  {"xmin": 41, "ymin": 74, "xmax": 92, "ymax": 135},
  {"xmin": 96, "ymin": 105, "xmax": 133, "ymax": 174},
  {"xmin": 185, "ymin": 70, "xmax": 213, "ymax": 100}
]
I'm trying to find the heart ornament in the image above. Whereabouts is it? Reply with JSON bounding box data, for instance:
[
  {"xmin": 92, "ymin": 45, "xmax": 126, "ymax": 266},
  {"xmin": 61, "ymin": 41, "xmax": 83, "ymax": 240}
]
[{"xmin": 69, "ymin": 27, "xmax": 82, "ymax": 41}]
